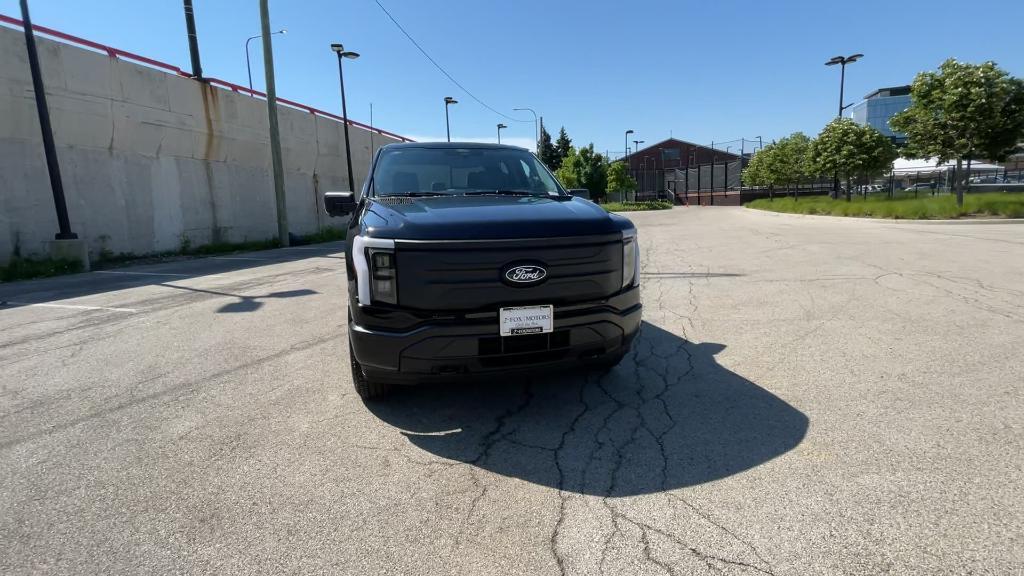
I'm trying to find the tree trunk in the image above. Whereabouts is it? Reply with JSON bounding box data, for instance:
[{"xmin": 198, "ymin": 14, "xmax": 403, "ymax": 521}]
[
  {"xmin": 845, "ymin": 176, "xmax": 852, "ymax": 202},
  {"xmin": 964, "ymin": 157, "xmax": 973, "ymax": 207},
  {"xmin": 955, "ymin": 158, "xmax": 964, "ymax": 208}
]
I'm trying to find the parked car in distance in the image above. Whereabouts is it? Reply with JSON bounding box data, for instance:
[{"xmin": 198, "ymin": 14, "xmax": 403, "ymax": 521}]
[{"xmin": 324, "ymin": 142, "xmax": 643, "ymax": 400}]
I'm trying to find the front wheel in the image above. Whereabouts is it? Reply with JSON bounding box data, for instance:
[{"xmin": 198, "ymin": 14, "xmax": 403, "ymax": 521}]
[{"xmin": 350, "ymin": 339, "xmax": 390, "ymax": 400}]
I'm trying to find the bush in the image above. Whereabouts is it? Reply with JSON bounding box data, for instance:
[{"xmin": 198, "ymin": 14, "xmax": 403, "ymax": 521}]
[
  {"xmin": 745, "ymin": 192, "xmax": 1024, "ymax": 219},
  {"xmin": 601, "ymin": 201, "xmax": 674, "ymax": 212}
]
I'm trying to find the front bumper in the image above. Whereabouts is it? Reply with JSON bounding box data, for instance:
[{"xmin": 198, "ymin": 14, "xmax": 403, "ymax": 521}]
[{"xmin": 350, "ymin": 289, "xmax": 642, "ymax": 385}]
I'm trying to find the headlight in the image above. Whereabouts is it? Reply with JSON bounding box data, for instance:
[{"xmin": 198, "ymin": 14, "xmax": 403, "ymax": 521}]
[
  {"xmin": 369, "ymin": 248, "xmax": 397, "ymax": 304},
  {"xmin": 622, "ymin": 229, "xmax": 639, "ymax": 288},
  {"xmin": 352, "ymin": 235, "xmax": 397, "ymax": 305}
]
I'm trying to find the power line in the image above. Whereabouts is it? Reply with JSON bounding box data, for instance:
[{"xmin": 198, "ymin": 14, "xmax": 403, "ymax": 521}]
[{"xmin": 372, "ymin": 0, "xmax": 531, "ymax": 123}]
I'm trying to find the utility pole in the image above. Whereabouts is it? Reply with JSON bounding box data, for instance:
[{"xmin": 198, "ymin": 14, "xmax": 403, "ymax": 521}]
[
  {"xmin": 539, "ymin": 116, "xmax": 544, "ymax": 155},
  {"xmin": 369, "ymin": 102, "xmax": 374, "ymax": 155},
  {"xmin": 259, "ymin": 0, "xmax": 288, "ymax": 246},
  {"xmin": 182, "ymin": 0, "xmax": 203, "ymax": 80},
  {"xmin": 20, "ymin": 0, "xmax": 76, "ymax": 241}
]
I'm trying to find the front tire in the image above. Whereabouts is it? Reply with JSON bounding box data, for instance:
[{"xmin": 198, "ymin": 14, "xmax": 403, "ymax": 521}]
[{"xmin": 350, "ymin": 339, "xmax": 390, "ymax": 401}]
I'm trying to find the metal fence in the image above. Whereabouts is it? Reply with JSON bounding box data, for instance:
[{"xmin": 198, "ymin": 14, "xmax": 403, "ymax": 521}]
[{"xmin": 625, "ymin": 162, "xmax": 1024, "ymax": 205}]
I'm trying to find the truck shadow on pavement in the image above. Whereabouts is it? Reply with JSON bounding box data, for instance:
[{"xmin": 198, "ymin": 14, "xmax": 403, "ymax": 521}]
[{"xmin": 367, "ymin": 321, "xmax": 808, "ymax": 496}]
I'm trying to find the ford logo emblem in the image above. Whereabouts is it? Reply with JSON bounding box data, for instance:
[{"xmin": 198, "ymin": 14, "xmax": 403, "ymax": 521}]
[{"xmin": 503, "ymin": 264, "xmax": 547, "ymax": 286}]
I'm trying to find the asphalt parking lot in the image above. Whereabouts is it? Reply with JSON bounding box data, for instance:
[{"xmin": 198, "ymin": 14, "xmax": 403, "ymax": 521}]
[{"xmin": 2, "ymin": 207, "xmax": 1022, "ymax": 575}]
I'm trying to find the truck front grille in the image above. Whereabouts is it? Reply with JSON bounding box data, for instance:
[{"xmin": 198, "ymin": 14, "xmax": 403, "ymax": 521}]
[{"xmin": 394, "ymin": 235, "xmax": 622, "ymax": 311}]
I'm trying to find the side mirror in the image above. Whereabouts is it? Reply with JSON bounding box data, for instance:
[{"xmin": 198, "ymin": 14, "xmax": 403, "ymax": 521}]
[
  {"xmin": 324, "ymin": 191, "xmax": 356, "ymax": 217},
  {"xmin": 568, "ymin": 188, "xmax": 590, "ymax": 199}
]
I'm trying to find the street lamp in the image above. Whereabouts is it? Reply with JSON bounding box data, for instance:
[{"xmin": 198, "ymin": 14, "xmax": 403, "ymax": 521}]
[
  {"xmin": 633, "ymin": 140, "xmax": 644, "ymax": 157},
  {"xmin": 826, "ymin": 53, "xmax": 863, "ymax": 199},
  {"xmin": 624, "ymin": 129, "xmax": 634, "ymax": 163},
  {"xmin": 444, "ymin": 96, "xmax": 457, "ymax": 142},
  {"xmin": 825, "ymin": 53, "xmax": 863, "ymax": 117},
  {"xmin": 245, "ymin": 29, "xmax": 285, "ymax": 91},
  {"xmin": 331, "ymin": 43, "xmax": 360, "ymax": 192},
  {"xmin": 496, "ymin": 123, "xmax": 507, "ymax": 144},
  {"xmin": 513, "ymin": 107, "xmax": 538, "ymax": 152}
]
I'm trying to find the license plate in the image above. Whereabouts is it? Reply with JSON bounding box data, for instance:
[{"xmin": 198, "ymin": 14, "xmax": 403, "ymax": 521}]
[{"xmin": 499, "ymin": 305, "xmax": 553, "ymax": 336}]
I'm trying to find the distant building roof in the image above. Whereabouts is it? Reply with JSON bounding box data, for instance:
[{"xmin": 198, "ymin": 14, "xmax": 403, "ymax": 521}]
[
  {"xmin": 630, "ymin": 138, "xmax": 739, "ymax": 158},
  {"xmin": 864, "ymin": 85, "xmax": 911, "ymax": 100}
]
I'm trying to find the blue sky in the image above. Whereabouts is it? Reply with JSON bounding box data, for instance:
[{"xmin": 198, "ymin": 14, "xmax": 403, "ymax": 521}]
[{"xmin": 4, "ymin": 0, "xmax": 1023, "ymax": 155}]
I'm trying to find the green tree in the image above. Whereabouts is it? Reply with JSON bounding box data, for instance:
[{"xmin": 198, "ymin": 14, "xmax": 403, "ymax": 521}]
[
  {"xmin": 890, "ymin": 59, "xmax": 1024, "ymax": 206},
  {"xmin": 554, "ymin": 127, "xmax": 573, "ymax": 170},
  {"xmin": 742, "ymin": 133, "xmax": 815, "ymax": 199},
  {"xmin": 554, "ymin": 147, "xmax": 579, "ymax": 188},
  {"xmin": 555, "ymin": 144, "xmax": 608, "ymax": 200},
  {"xmin": 538, "ymin": 126, "xmax": 558, "ymax": 169},
  {"xmin": 606, "ymin": 161, "xmax": 637, "ymax": 197},
  {"xmin": 810, "ymin": 119, "xmax": 897, "ymax": 201}
]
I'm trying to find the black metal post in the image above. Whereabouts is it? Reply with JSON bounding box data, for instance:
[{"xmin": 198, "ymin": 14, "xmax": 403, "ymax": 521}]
[
  {"xmin": 445, "ymin": 103, "xmax": 450, "ymax": 142},
  {"xmin": 336, "ymin": 54, "xmax": 355, "ymax": 192},
  {"xmin": 838, "ymin": 62, "xmax": 846, "ymax": 118},
  {"xmin": 711, "ymin": 152, "xmax": 716, "ymax": 205},
  {"xmin": 183, "ymin": 0, "xmax": 203, "ymax": 80},
  {"xmin": 20, "ymin": 0, "xmax": 75, "ymax": 239},
  {"xmin": 245, "ymin": 36, "xmax": 255, "ymax": 91}
]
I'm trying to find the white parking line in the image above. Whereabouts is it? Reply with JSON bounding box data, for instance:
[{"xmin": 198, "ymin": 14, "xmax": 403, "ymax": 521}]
[
  {"xmin": 1, "ymin": 301, "xmax": 137, "ymax": 313},
  {"xmin": 95, "ymin": 270, "xmax": 190, "ymax": 277},
  {"xmin": 211, "ymin": 256, "xmax": 272, "ymax": 261}
]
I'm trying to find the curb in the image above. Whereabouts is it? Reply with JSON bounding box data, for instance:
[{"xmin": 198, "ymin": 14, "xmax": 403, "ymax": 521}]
[{"xmin": 742, "ymin": 206, "xmax": 1024, "ymax": 225}]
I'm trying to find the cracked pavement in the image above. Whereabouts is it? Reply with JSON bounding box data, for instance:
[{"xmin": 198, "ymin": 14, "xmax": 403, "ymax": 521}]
[{"xmin": 1, "ymin": 208, "xmax": 1022, "ymax": 574}]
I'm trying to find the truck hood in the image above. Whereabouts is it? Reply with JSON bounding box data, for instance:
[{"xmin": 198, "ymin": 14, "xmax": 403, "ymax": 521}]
[{"xmin": 359, "ymin": 195, "xmax": 632, "ymax": 240}]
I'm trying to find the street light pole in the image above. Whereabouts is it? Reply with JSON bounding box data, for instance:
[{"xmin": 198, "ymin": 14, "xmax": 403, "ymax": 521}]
[
  {"xmin": 331, "ymin": 43, "xmax": 360, "ymax": 193},
  {"xmin": 444, "ymin": 96, "xmax": 457, "ymax": 142},
  {"xmin": 825, "ymin": 53, "xmax": 863, "ymax": 198},
  {"xmin": 246, "ymin": 29, "xmax": 285, "ymax": 91},
  {"xmin": 624, "ymin": 130, "xmax": 634, "ymax": 165},
  {"xmin": 20, "ymin": 0, "xmax": 75, "ymax": 240},
  {"xmin": 182, "ymin": 0, "xmax": 203, "ymax": 80},
  {"xmin": 825, "ymin": 53, "xmax": 863, "ymax": 117},
  {"xmin": 496, "ymin": 123, "xmax": 507, "ymax": 144},
  {"xmin": 513, "ymin": 107, "xmax": 538, "ymax": 152}
]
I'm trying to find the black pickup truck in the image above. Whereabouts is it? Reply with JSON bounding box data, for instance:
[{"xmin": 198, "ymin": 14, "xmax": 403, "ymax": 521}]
[{"xmin": 325, "ymin": 142, "xmax": 642, "ymax": 399}]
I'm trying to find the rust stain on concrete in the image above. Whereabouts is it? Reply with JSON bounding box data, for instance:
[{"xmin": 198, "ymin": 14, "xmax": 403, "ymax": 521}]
[{"xmin": 199, "ymin": 83, "xmax": 219, "ymax": 160}]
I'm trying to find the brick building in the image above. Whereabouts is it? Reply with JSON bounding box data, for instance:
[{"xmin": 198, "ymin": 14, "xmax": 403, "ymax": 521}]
[
  {"xmin": 625, "ymin": 138, "xmax": 743, "ymax": 196},
  {"xmin": 625, "ymin": 138, "xmax": 740, "ymax": 172}
]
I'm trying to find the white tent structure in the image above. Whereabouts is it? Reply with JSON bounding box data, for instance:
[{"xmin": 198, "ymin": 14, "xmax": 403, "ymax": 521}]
[{"xmin": 892, "ymin": 157, "xmax": 1002, "ymax": 174}]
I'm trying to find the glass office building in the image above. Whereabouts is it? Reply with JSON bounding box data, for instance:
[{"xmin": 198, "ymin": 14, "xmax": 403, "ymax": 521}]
[{"xmin": 848, "ymin": 85, "xmax": 911, "ymax": 144}]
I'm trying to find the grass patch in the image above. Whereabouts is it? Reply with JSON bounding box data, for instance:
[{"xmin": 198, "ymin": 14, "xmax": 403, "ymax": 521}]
[
  {"xmin": 1, "ymin": 256, "xmax": 84, "ymax": 282},
  {"xmin": 601, "ymin": 200, "xmax": 674, "ymax": 212},
  {"xmin": 745, "ymin": 192, "xmax": 1024, "ymax": 219},
  {"xmin": 300, "ymin": 226, "xmax": 347, "ymax": 244},
  {"xmin": 3, "ymin": 227, "xmax": 350, "ymax": 283}
]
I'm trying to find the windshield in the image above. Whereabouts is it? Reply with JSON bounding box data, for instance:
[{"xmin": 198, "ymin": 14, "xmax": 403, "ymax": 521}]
[{"xmin": 372, "ymin": 147, "xmax": 563, "ymax": 196}]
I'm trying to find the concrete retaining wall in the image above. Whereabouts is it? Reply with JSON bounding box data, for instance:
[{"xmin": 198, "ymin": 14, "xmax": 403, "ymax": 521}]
[{"xmin": 0, "ymin": 25, "xmax": 402, "ymax": 264}]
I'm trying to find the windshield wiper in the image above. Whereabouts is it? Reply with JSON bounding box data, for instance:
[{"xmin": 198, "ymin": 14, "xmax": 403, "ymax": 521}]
[
  {"xmin": 383, "ymin": 191, "xmax": 449, "ymax": 198},
  {"xmin": 463, "ymin": 190, "xmax": 540, "ymax": 197}
]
